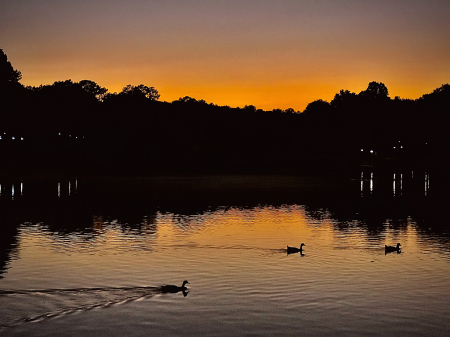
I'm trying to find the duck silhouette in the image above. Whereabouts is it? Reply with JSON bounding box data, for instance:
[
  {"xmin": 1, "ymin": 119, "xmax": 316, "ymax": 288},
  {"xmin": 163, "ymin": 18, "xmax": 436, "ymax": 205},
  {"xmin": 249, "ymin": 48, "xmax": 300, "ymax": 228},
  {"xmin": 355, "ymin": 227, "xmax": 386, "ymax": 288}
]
[
  {"xmin": 385, "ymin": 243, "xmax": 401, "ymax": 254},
  {"xmin": 287, "ymin": 243, "xmax": 305, "ymax": 255},
  {"xmin": 161, "ymin": 280, "xmax": 190, "ymax": 296}
]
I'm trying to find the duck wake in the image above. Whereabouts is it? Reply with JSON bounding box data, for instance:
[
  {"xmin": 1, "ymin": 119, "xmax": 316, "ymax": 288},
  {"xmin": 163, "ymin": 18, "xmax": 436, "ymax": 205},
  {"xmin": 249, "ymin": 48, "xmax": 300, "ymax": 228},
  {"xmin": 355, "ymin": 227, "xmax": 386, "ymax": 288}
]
[{"xmin": 0, "ymin": 285, "xmax": 159, "ymax": 330}]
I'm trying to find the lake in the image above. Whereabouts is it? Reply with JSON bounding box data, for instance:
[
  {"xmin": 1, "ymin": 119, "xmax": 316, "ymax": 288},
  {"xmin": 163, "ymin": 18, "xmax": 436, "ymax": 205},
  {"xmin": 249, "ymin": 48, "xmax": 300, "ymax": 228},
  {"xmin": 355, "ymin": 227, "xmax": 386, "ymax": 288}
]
[{"xmin": 0, "ymin": 171, "xmax": 449, "ymax": 336}]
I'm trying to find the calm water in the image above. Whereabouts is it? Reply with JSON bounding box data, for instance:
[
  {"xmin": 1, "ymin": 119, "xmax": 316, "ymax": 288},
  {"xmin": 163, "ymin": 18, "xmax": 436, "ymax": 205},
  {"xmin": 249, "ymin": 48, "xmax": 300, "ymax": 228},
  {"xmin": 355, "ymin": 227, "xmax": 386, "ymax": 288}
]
[{"xmin": 0, "ymin": 172, "xmax": 449, "ymax": 336}]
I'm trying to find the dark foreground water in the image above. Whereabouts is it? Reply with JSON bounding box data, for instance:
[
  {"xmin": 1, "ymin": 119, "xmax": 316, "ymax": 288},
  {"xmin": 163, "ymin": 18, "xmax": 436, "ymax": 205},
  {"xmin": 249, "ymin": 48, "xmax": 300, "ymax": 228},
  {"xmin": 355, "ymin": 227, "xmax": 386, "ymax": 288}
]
[{"xmin": 0, "ymin": 171, "xmax": 449, "ymax": 336}]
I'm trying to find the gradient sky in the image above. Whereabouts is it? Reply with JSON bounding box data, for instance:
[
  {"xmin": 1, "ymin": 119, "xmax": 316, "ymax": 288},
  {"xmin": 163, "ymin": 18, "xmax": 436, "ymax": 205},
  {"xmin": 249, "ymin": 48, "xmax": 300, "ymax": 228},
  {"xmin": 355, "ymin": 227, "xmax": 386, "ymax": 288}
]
[{"xmin": 1, "ymin": 0, "xmax": 450, "ymax": 111}]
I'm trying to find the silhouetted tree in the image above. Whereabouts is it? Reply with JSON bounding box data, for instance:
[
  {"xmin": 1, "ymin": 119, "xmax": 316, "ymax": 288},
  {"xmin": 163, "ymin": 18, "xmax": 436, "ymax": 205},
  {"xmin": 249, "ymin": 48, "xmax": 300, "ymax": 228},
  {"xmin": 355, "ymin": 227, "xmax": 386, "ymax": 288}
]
[
  {"xmin": 417, "ymin": 83, "xmax": 450, "ymax": 144},
  {"xmin": 120, "ymin": 84, "xmax": 160, "ymax": 100},
  {"xmin": 330, "ymin": 90, "xmax": 357, "ymax": 111},
  {"xmin": 284, "ymin": 108, "xmax": 297, "ymax": 114},
  {"xmin": 79, "ymin": 80, "xmax": 108, "ymax": 101},
  {"xmin": 418, "ymin": 83, "xmax": 450, "ymax": 114},
  {"xmin": 175, "ymin": 96, "xmax": 198, "ymax": 103},
  {"xmin": 2, "ymin": 48, "xmax": 450, "ymax": 176},
  {"xmin": 359, "ymin": 81, "xmax": 389, "ymax": 100},
  {"xmin": 302, "ymin": 99, "xmax": 332, "ymax": 115},
  {"xmin": 0, "ymin": 49, "xmax": 22, "ymax": 83},
  {"xmin": 243, "ymin": 105, "xmax": 256, "ymax": 112}
]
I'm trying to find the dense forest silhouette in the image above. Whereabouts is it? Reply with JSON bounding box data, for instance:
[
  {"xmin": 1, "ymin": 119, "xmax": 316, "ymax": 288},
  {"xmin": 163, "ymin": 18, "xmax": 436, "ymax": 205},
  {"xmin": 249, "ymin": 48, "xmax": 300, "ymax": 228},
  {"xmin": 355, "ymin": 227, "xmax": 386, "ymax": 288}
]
[{"xmin": 1, "ymin": 48, "xmax": 449, "ymax": 175}]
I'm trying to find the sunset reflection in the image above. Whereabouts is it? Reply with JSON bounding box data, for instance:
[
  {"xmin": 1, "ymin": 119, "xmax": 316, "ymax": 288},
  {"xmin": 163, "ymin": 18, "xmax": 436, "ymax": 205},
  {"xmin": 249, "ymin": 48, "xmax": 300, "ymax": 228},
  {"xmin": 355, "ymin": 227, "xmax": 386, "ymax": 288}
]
[
  {"xmin": 156, "ymin": 206, "xmax": 316, "ymax": 250},
  {"xmin": 0, "ymin": 174, "xmax": 449, "ymax": 336}
]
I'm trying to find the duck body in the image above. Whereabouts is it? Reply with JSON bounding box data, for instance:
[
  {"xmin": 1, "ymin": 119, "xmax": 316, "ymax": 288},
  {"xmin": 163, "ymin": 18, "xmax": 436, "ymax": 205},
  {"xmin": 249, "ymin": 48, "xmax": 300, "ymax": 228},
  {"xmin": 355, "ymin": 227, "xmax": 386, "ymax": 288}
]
[
  {"xmin": 287, "ymin": 243, "xmax": 305, "ymax": 254},
  {"xmin": 161, "ymin": 280, "xmax": 189, "ymax": 293},
  {"xmin": 385, "ymin": 243, "xmax": 401, "ymax": 253}
]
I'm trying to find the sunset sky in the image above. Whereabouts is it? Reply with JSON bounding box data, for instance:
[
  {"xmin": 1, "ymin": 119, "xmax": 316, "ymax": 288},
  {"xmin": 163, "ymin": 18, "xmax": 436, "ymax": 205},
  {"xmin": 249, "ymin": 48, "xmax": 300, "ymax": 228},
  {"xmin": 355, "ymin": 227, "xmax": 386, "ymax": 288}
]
[{"xmin": 1, "ymin": 0, "xmax": 449, "ymax": 111}]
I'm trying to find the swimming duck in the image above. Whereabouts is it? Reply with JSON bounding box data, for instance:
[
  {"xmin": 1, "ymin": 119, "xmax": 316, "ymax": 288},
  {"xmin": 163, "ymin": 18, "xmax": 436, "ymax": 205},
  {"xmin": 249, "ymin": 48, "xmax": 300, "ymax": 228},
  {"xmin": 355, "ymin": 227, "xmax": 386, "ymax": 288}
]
[
  {"xmin": 287, "ymin": 243, "xmax": 305, "ymax": 254},
  {"xmin": 385, "ymin": 243, "xmax": 401, "ymax": 253},
  {"xmin": 161, "ymin": 280, "xmax": 190, "ymax": 293}
]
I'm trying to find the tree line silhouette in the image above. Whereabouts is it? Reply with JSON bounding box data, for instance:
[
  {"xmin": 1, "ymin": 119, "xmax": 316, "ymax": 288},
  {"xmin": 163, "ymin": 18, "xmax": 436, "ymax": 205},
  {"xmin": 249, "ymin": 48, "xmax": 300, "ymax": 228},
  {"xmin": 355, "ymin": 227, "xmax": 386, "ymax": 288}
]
[{"xmin": 1, "ymin": 48, "xmax": 449, "ymax": 175}]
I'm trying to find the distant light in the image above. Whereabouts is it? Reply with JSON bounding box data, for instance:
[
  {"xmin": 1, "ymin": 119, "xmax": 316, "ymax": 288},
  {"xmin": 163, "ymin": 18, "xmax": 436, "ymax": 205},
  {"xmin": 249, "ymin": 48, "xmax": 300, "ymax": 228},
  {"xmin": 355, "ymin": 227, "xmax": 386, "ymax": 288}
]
[
  {"xmin": 400, "ymin": 146, "xmax": 403, "ymax": 148},
  {"xmin": 393, "ymin": 147, "xmax": 396, "ymax": 149},
  {"xmin": 12, "ymin": 137, "xmax": 15, "ymax": 140},
  {"xmin": 21, "ymin": 137, "xmax": 23, "ymax": 140},
  {"xmin": 370, "ymin": 150, "xmax": 374, "ymax": 153},
  {"xmin": 58, "ymin": 133, "xmax": 61, "ymax": 135},
  {"xmin": 361, "ymin": 149, "xmax": 363, "ymax": 152}
]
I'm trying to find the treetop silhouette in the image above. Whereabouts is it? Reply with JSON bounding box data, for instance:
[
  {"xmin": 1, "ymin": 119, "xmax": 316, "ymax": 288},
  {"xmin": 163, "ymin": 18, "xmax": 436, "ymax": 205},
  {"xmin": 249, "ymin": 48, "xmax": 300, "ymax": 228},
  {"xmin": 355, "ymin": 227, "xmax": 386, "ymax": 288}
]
[
  {"xmin": 118, "ymin": 84, "xmax": 160, "ymax": 100},
  {"xmin": 0, "ymin": 49, "xmax": 22, "ymax": 83},
  {"xmin": 360, "ymin": 81, "xmax": 389, "ymax": 100},
  {"xmin": 1, "ymin": 47, "xmax": 450, "ymax": 176}
]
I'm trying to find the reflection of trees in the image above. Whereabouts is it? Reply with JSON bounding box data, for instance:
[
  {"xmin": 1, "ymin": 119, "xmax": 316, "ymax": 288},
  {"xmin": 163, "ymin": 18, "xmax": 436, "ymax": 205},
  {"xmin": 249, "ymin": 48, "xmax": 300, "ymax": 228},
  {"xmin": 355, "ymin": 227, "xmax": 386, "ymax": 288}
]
[
  {"xmin": 301, "ymin": 170, "xmax": 450, "ymax": 252},
  {"xmin": 414, "ymin": 217, "xmax": 450, "ymax": 253},
  {"xmin": 0, "ymin": 174, "xmax": 449, "ymax": 258},
  {"xmin": 0, "ymin": 194, "xmax": 23, "ymax": 278},
  {"xmin": 0, "ymin": 217, "xmax": 19, "ymax": 279},
  {"xmin": 0, "ymin": 176, "xmax": 160, "ymax": 237},
  {"xmin": 27, "ymin": 220, "xmax": 159, "ymax": 254}
]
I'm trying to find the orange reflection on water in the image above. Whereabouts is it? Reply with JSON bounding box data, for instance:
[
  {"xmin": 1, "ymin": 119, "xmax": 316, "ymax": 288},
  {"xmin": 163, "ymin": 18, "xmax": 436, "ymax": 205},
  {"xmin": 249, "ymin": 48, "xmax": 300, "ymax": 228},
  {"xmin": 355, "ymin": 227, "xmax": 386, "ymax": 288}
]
[
  {"xmin": 4, "ymin": 201, "xmax": 450, "ymax": 322},
  {"xmin": 156, "ymin": 205, "xmax": 334, "ymax": 252}
]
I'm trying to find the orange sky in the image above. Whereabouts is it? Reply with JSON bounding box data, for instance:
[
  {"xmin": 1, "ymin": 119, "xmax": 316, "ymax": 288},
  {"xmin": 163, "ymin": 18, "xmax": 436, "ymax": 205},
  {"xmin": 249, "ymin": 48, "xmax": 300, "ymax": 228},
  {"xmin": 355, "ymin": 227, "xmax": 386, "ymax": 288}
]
[{"xmin": 1, "ymin": 0, "xmax": 449, "ymax": 111}]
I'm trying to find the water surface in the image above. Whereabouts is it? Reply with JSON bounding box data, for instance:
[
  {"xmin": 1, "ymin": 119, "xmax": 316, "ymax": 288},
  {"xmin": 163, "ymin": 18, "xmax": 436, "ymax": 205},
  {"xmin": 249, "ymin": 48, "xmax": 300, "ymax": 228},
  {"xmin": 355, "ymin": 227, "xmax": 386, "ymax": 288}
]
[{"xmin": 0, "ymin": 172, "xmax": 449, "ymax": 336}]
